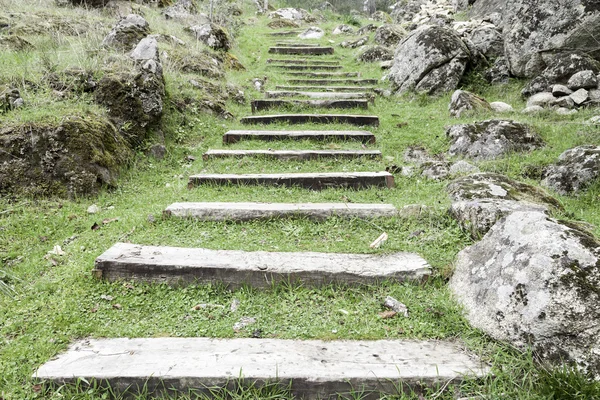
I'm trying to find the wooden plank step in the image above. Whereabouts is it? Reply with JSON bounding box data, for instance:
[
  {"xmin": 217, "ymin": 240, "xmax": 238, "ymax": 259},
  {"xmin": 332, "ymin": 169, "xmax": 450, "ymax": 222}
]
[
  {"xmin": 251, "ymin": 99, "xmax": 369, "ymax": 112},
  {"xmin": 288, "ymin": 79, "xmax": 378, "ymax": 85},
  {"xmin": 268, "ymin": 30, "xmax": 302, "ymax": 36},
  {"xmin": 202, "ymin": 149, "xmax": 382, "ymax": 161},
  {"xmin": 284, "ymin": 71, "xmax": 360, "ymax": 77},
  {"xmin": 265, "ymin": 91, "xmax": 371, "ymax": 101},
  {"xmin": 223, "ymin": 130, "xmax": 376, "ymax": 144},
  {"xmin": 92, "ymin": 243, "xmax": 428, "ymax": 286},
  {"xmin": 164, "ymin": 202, "xmax": 396, "ymax": 221},
  {"xmin": 34, "ymin": 337, "xmax": 489, "ymax": 398},
  {"xmin": 267, "ymin": 58, "xmax": 340, "ymax": 65},
  {"xmin": 270, "ymin": 65, "xmax": 343, "ymax": 71},
  {"xmin": 276, "ymin": 85, "xmax": 375, "ymax": 92},
  {"xmin": 188, "ymin": 171, "xmax": 394, "ymax": 190},
  {"xmin": 274, "ymin": 42, "xmax": 321, "ymax": 47},
  {"xmin": 269, "ymin": 47, "xmax": 334, "ymax": 55},
  {"xmin": 240, "ymin": 114, "xmax": 380, "ymax": 126}
]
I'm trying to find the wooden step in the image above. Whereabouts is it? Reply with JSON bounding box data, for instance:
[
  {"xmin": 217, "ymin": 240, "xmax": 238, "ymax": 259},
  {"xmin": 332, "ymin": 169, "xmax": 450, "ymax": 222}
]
[
  {"xmin": 268, "ymin": 30, "xmax": 302, "ymax": 36},
  {"xmin": 276, "ymin": 85, "xmax": 375, "ymax": 92},
  {"xmin": 284, "ymin": 71, "xmax": 359, "ymax": 77},
  {"xmin": 92, "ymin": 243, "xmax": 427, "ymax": 286},
  {"xmin": 223, "ymin": 130, "xmax": 376, "ymax": 144},
  {"xmin": 251, "ymin": 99, "xmax": 369, "ymax": 112},
  {"xmin": 288, "ymin": 79, "xmax": 378, "ymax": 85},
  {"xmin": 267, "ymin": 58, "xmax": 340, "ymax": 65},
  {"xmin": 274, "ymin": 42, "xmax": 321, "ymax": 47},
  {"xmin": 164, "ymin": 202, "xmax": 396, "ymax": 221},
  {"xmin": 240, "ymin": 114, "xmax": 380, "ymax": 126},
  {"xmin": 265, "ymin": 91, "xmax": 372, "ymax": 101},
  {"xmin": 270, "ymin": 65, "xmax": 343, "ymax": 71},
  {"xmin": 269, "ymin": 47, "xmax": 334, "ymax": 55},
  {"xmin": 188, "ymin": 171, "xmax": 394, "ymax": 190},
  {"xmin": 202, "ymin": 149, "xmax": 382, "ymax": 161},
  {"xmin": 34, "ymin": 337, "xmax": 489, "ymax": 398}
]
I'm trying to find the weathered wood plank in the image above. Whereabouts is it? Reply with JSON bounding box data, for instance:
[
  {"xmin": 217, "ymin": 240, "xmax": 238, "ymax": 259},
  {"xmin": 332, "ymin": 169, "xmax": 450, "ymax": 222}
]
[
  {"xmin": 251, "ymin": 99, "xmax": 369, "ymax": 112},
  {"xmin": 267, "ymin": 59, "xmax": 340, "ymax": 65},
  {"xmin": 92, "ymin": 243, "xmax": 428, "ymax": 287},
  {"xmin": 265, "ymin": 91, "xmax": 371, "ymax": 101},
  {"xmin": 202, "ymin": 149, "xmax": 382, "ymax": 161},
  {"xmin": 269, "ymin": 47, "xmax": 334, "ymax": 55},
  {"xmin": 275, "ymin": 85, "xmax": 375, "ymax": 92},
  {"xmin": 269, "ymin": 65, "xmax": 343, "ymax": 71},
  {"xmin": 34, "ymin": 337, "xmax": 489, "ymax": 399},
  {"xmin": 188, "ymin": 171, "xmax": 394, "ymax": 190},
  {"xmin": 222, "ymin": 130, "xmax": 376, "ymax": 144},
  {"xmin": 240, "ymin": 114, "xmax": 380, "ymax": 126},
  {"xmin": 164, "ymin": 202, "xmax": 396, "ymax": 221},
  {"xmin": 287, "ymin": 79, "xmax": 378, "ymax": 85}
]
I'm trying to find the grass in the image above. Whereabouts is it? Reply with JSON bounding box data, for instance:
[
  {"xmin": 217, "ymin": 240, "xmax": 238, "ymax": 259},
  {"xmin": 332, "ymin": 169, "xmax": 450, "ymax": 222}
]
[{"xmin": 1, "ymin": 1, "xmax": 600, "ymax": 399}]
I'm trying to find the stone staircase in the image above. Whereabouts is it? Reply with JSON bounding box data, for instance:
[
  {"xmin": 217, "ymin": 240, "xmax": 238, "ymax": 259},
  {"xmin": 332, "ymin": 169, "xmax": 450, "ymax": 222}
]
[{"xmin": 34, "ymin": 26, "xmax": 490, "ymax": 398}]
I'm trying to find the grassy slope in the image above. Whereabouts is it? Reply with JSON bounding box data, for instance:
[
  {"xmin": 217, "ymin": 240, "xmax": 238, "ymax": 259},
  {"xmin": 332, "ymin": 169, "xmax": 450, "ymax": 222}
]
[{"xmin": 1, "ymin": 1, "xmax": 600, "ymax": 399}]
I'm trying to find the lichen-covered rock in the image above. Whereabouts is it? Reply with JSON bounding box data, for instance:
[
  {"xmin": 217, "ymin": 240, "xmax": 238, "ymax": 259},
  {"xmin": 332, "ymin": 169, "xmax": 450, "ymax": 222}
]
[
  {"xmin": 163, "ymin": 0, "xmax": 198, "ymax": 20},
  {"xmin": 449, "ymin": 160, "xmax": 480, "ymax": 176},
  {"xmin": 341, "ymin": 36, "xmax": 368, "ymax": 49},
  {"xmin": 102, "ymin": 14, "xmax": 150, "ymax": 51},
  {"xmin": 0, "ymin": 115, "xmax": 132, "ymax": 197},
  {"xmin": 374, "ymin": 24, "xmax": 406, "ymax": 47},
  {"xmin": 468, "ymin": 26, "xmax": 503, "ymax": 59},
  {"xmin": 552, "ymin": 84, "xmax": 573, "ymax": 97},
  {"xmin": 526, "ymin": 92, "xmax": 555, "ymax": 108},
  {"xmin": 1, "ymin": 87, "xmax": 24, "ymax": 112},
  {"xmin": 298, "ymin": 26, "xmax": 324, "ymax": 39},
  {"xmin": 448, "ymin": 90, "xmax": 491, "ymax": 118},
  {"xmin": 391, "ymin": 0, "xmax": 426, "ymax": 24},
  {"xmin": 187, "ymin": 23, "xmax": 231, "ymax": 51},
  {"xmin": 169, "ymin": 49, "xmax": 224, "ymax": 78},
  {"xmin": 447, "ymin": 120, "xmax": 544, "ymax": 160},
  {"xmin": 372, "ymin": 11, "xmax": 392, "ymax": 23},
  {"xmin": 389, "ymin": 25, "xmax": 470, "ymax": 95},
  {"xmin": 521, "ymin": 75, "xmax": 551, "ymax": 98},
  {"xmin": 490, "ymin": 102, "xmax": 514, "ymax": 113},
  {"xmin": 450, "ymin": 211, "xmax": 600, "ymax": 377},
  {"xmin": 332, "ymin": 24, "xmax": 354, "ymax": 35},
  {"xmin": 130, "ymin": 36, "xmax": 160, "ymax": 62},
  {"xmin": 484, "ymin": 57, "xmax": 510, "ymax": 85},
  {"xmin": 542, "ymin": 146, "xmax": 600, "ymax": 195},
  {"xmin": 570, "ymin": 88, "xmax": 589, "ymax": 105},
  {"xmin": 542, "ymin": 52, "xmax": 600, "ymax": 83},
  {"xmin": 357, "ymin": 23, "xmax": 377, "ymax": 35},
  {"xmin": 68, "ymin": 0, "xmax": 109, "ymax": 6},
  {"xmin": 521, "ymin": 105, "xmax": 545, "ymax": 114},
  {"xmin": 357, "ymin": 45, "xmax": 393, "ymax": 62},
  {"xmin": 421, "ymin": 161, "xmax": 450, "ymax": 180},
  {"xmin": 267, "ymin": 19, "xmax": 300, "ymax": 29},
  {"xmin": 44, "ymin": 67, "xmax": 97, "ymax": 95},
  {"xmin": 568, "ymin": 70, "xmax": 599, "ymax": 90},
  {"xmin": 268, "ymin": 8, "xmax": 316, "ymax": 22}
]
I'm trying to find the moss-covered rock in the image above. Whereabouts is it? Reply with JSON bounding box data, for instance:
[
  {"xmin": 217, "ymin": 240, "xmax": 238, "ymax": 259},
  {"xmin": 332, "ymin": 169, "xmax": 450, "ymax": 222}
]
[
  {"xmin": 169, "ymin": 49, "xmax": 224, "ymax": 78},
  {"xmin": 0, "ymin": 114, "xmax": 132, "ymax": 197},
  {"xmin": 102, "ymin": 14, "xmax": 150, "ymax": 51},
  {"xmin": 187, "ymin": 23, "xmax": 231, "ymax": 51}
]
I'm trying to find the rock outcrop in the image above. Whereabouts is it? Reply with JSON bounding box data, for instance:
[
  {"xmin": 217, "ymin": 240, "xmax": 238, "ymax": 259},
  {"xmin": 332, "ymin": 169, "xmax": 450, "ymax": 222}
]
[
  {"xmin": 448, "ymin": 90, "xmax": 491, "ymax": 117},
  {"xmin": 542, "ymin": 146, "xmax": 600, "ymax": 195},
  {"xmin": 357, "ymin": 45, "xmax": 393, "ymax": 62},
  {"xmin": 450, "ymin": 210, "xmax": 600, "ymax": 378},
  {"xmin": 102, "ymin": 14, "xmax": 150, "ymax": 51},
  {"xmin": 187, "ymin": 23, "xmax": 231, "ymax": 51},
  {"xmin": 374, "ymin": 24, "xmax": 406, "ymax": 47},
  {"xmin": 389, "ymin": 25, "xmax": 470, "ymax": 95}
]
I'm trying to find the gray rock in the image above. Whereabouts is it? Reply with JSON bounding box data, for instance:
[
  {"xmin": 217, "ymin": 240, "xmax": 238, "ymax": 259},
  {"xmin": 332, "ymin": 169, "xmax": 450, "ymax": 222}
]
[
  {"xmin": 590, "ymin": 116, "xmax": 600, "ymax": 125},
  {"xmin": 549, "ymin": 96, "xmax": 575, "ymax": 109},
  {"xmin": 567, "ymin": 70, "xmax": 598, "ymax": 90},
  {"xmin": 372, "ymin": 11, "xmax": 392, "ymax": 22},
  {"xmin": 357, "ymin": 24, "xmax": 377, "ymax": 35},
  {"xmin": 130, "ymin": 37, "xmax": 159, "ymax": 62},
  {"xmin": 484, "ymin": 57, "xmax": 510, "ymax": 85},
  {"xmin": 489, "ymin": 101, "xmax": 513, "ymax": 113},
  {"xmin": 521, "ymin": 105, "xmax": 545, "ymax": 114},
  {"xmin": 332, "ymin": 24, "xmax": 354, "ymax": 35},
  {"xmin": 552, "ymin": 84, "xmax": 573, "ymax": 97},
  {"xmin": 449, "ymin": 90, "xmax": 491, "ymax": 118},
  {"xmin": 526, "ymin": 92, "xmax": 555, "ymax": 108},
  {"xmin": 341, "ymin": 36, "xmax": 369, "ymax": 49},
  {"xmin": 421, "ymin": 162, "xmax": 450, "ymax": 180},
  {"xmin": 1, "ymin": 87, "xmax": 23, "ymax": 112},
  {"xmin": 357, "ymin": 45, "xmax": 394, "ymax": 62},
  {"xmin": 521, "ymin": 75, "xmax": 550, "ymax": 97},
  {"xmin": 570, "ymin": 88, "xmax": 589, "ymax": 105},
  {"xmin": 403, "ymin": 146, "xmax": 437, "ymax": 165},
  {"xmin": 188, "ymin": 23, "xmax": 231, "ymax": 51},
  {"xmin": 147, "ymin": 144, "xmax": 166, "ymax": 160},
  {"xmin": 268, "ymin": 8, "xmax": 315, "ymax": 22},
  {"xmin": 102, "ymin": 14, "xmax": 150, "ymax": 51},
  {"xmin": 447, "ymin": 120, "xmax": 544, "ymax": 161},
  {"xmin": 555, "ymin": 107, "xmax": 578, "ymax": 115},
  {"xmin": 389, "ymin": 25, "xmax": 470, "ymax": 95},
  {"xmin": 390, "ymin": 0, "xmax": 424, "ymax": 24},
  {"xmin": 450, "ymin": 211, "xmax": 600, "ymax": 377},
  {"xmin": 163, "ymin": 0, "xmax": 198, "ymax": 21},
  {"xmin": 449, "ymin": 160, "xmax": 480, "ymax": 176},
  {"xmin": 542, "ymin": 52, "xmax": 600, "ymax": 83},
  {"xmin": 542, "ymin": 146, "xmax": 600, "ymax": 194},
  {"xmin": 374, "ymin": 24, "xmax": 406, "ymax": 47},
  {"xmin": 447, "ymin": 172, "xmax": 561, "ymax": 206},
  {"xmin": 589, "ymin": 89, "xmax": 600, "ymax": 103},
  {"xmin": 468, "ymin": 26, "xmax": 503, "ymax": 59},
  {"xmin": 298, "ymin": 27, "xmax": 324, "ymax": 39}
]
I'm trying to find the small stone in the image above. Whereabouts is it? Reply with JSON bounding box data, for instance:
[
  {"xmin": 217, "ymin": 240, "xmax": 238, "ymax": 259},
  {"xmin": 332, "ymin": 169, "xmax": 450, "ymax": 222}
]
[
  {"xmin": 233, "ymin": 316, "xmax": 256, "ymax": 332},
  {"xmin": 147, "ymin": 214, "xmax": 155, "ymax": 223},
  {"xmin": 230, "ymin": 299, "xmax": 240, "ymax": 312},
  {"xmin": 298, "ymin": 26, "xmax": 324, "ymax": 39},
  {"xmin": 383, "ymin": 296, "xmax": 409, "ymax": 317},
  {"xmin": 147, "ymin": 144, "xmax": 166, "ymax": 160},
  {"xmin": 521, "ymin": 105, "xmax": 545, "ymax": 114},
  {"xmin": 100, "ymin": 294, "xmax": 114, "ymax": 301},
  {"xmin": 590, "ymin": 116, "xmax": 600, "ymax": 125},
  {"xmin": 569, "ymin": 88, "xmax": 589, "ymax": 105},
  {"xmin": 567, "ymin": 70, "xmax": 598, "ymax": 90},
  {"xmin": 552, "ymin": 84, "xmax": 572, "ymax": 97},
  {"xmin": 526, "ymin": 92, "xmax": 555, "ymax": 108},
  {"xmin": 556, "ymin": 108, "xmax": 577, "ymax": 116},
  {"xmin": 489, "ymin": 101, "xmax": 513, "ymax": 113},
  {"xmin": 549, "ymin": 96, "xmax": 575, "ymax": 109},
  {"xmin": 87, "ymin": 204, "xmax": 100, "ymax": 214}
]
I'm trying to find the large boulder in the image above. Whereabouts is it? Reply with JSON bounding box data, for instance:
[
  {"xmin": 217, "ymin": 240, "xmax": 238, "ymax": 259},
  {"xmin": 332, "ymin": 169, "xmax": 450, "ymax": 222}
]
[
  {"xmin": 467, "ymin": 26, "xmax": 503, "ymax": 59},
  {"xmin": 374, "ymin": 24, "xmax": 406, "ymax": 47},
  {"xmin": 187, "ymin": 23, "xmax": 231, "ymax": 51},
  {"xmin": 102, "ymin": 14, "xmax": 150, "ymax": 51},
  {"xmin": 357, "ymin": 45, "xmax": 394, "ymax": 62},
  {"xmin": 389, "ymin": 25, "xmax": 470, "ymax": 95},
  {"xmin": 447, "ymin": 120, "xmax": 544, "ymax": 160},
  {"xmin": 268, "ymin": 8, "xmax": 316, "ymax": 22},
  {"xmin": 0, "ymin": 115, "xmax": 131, "ymax": 197},
  {"xmin": 542, "ymin": 146, "xmax": 600, "ymax": 195},
  {"xmin": 390, "ymin": 0, "xmax": 424, "ymax": 24},
  {"xmin": 470, "ymin": 0, "xmax": 600, "ymax": 78},
  {"xmin": 450, "ymin": 211, "xmax": 600, "ymax": 377}
]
